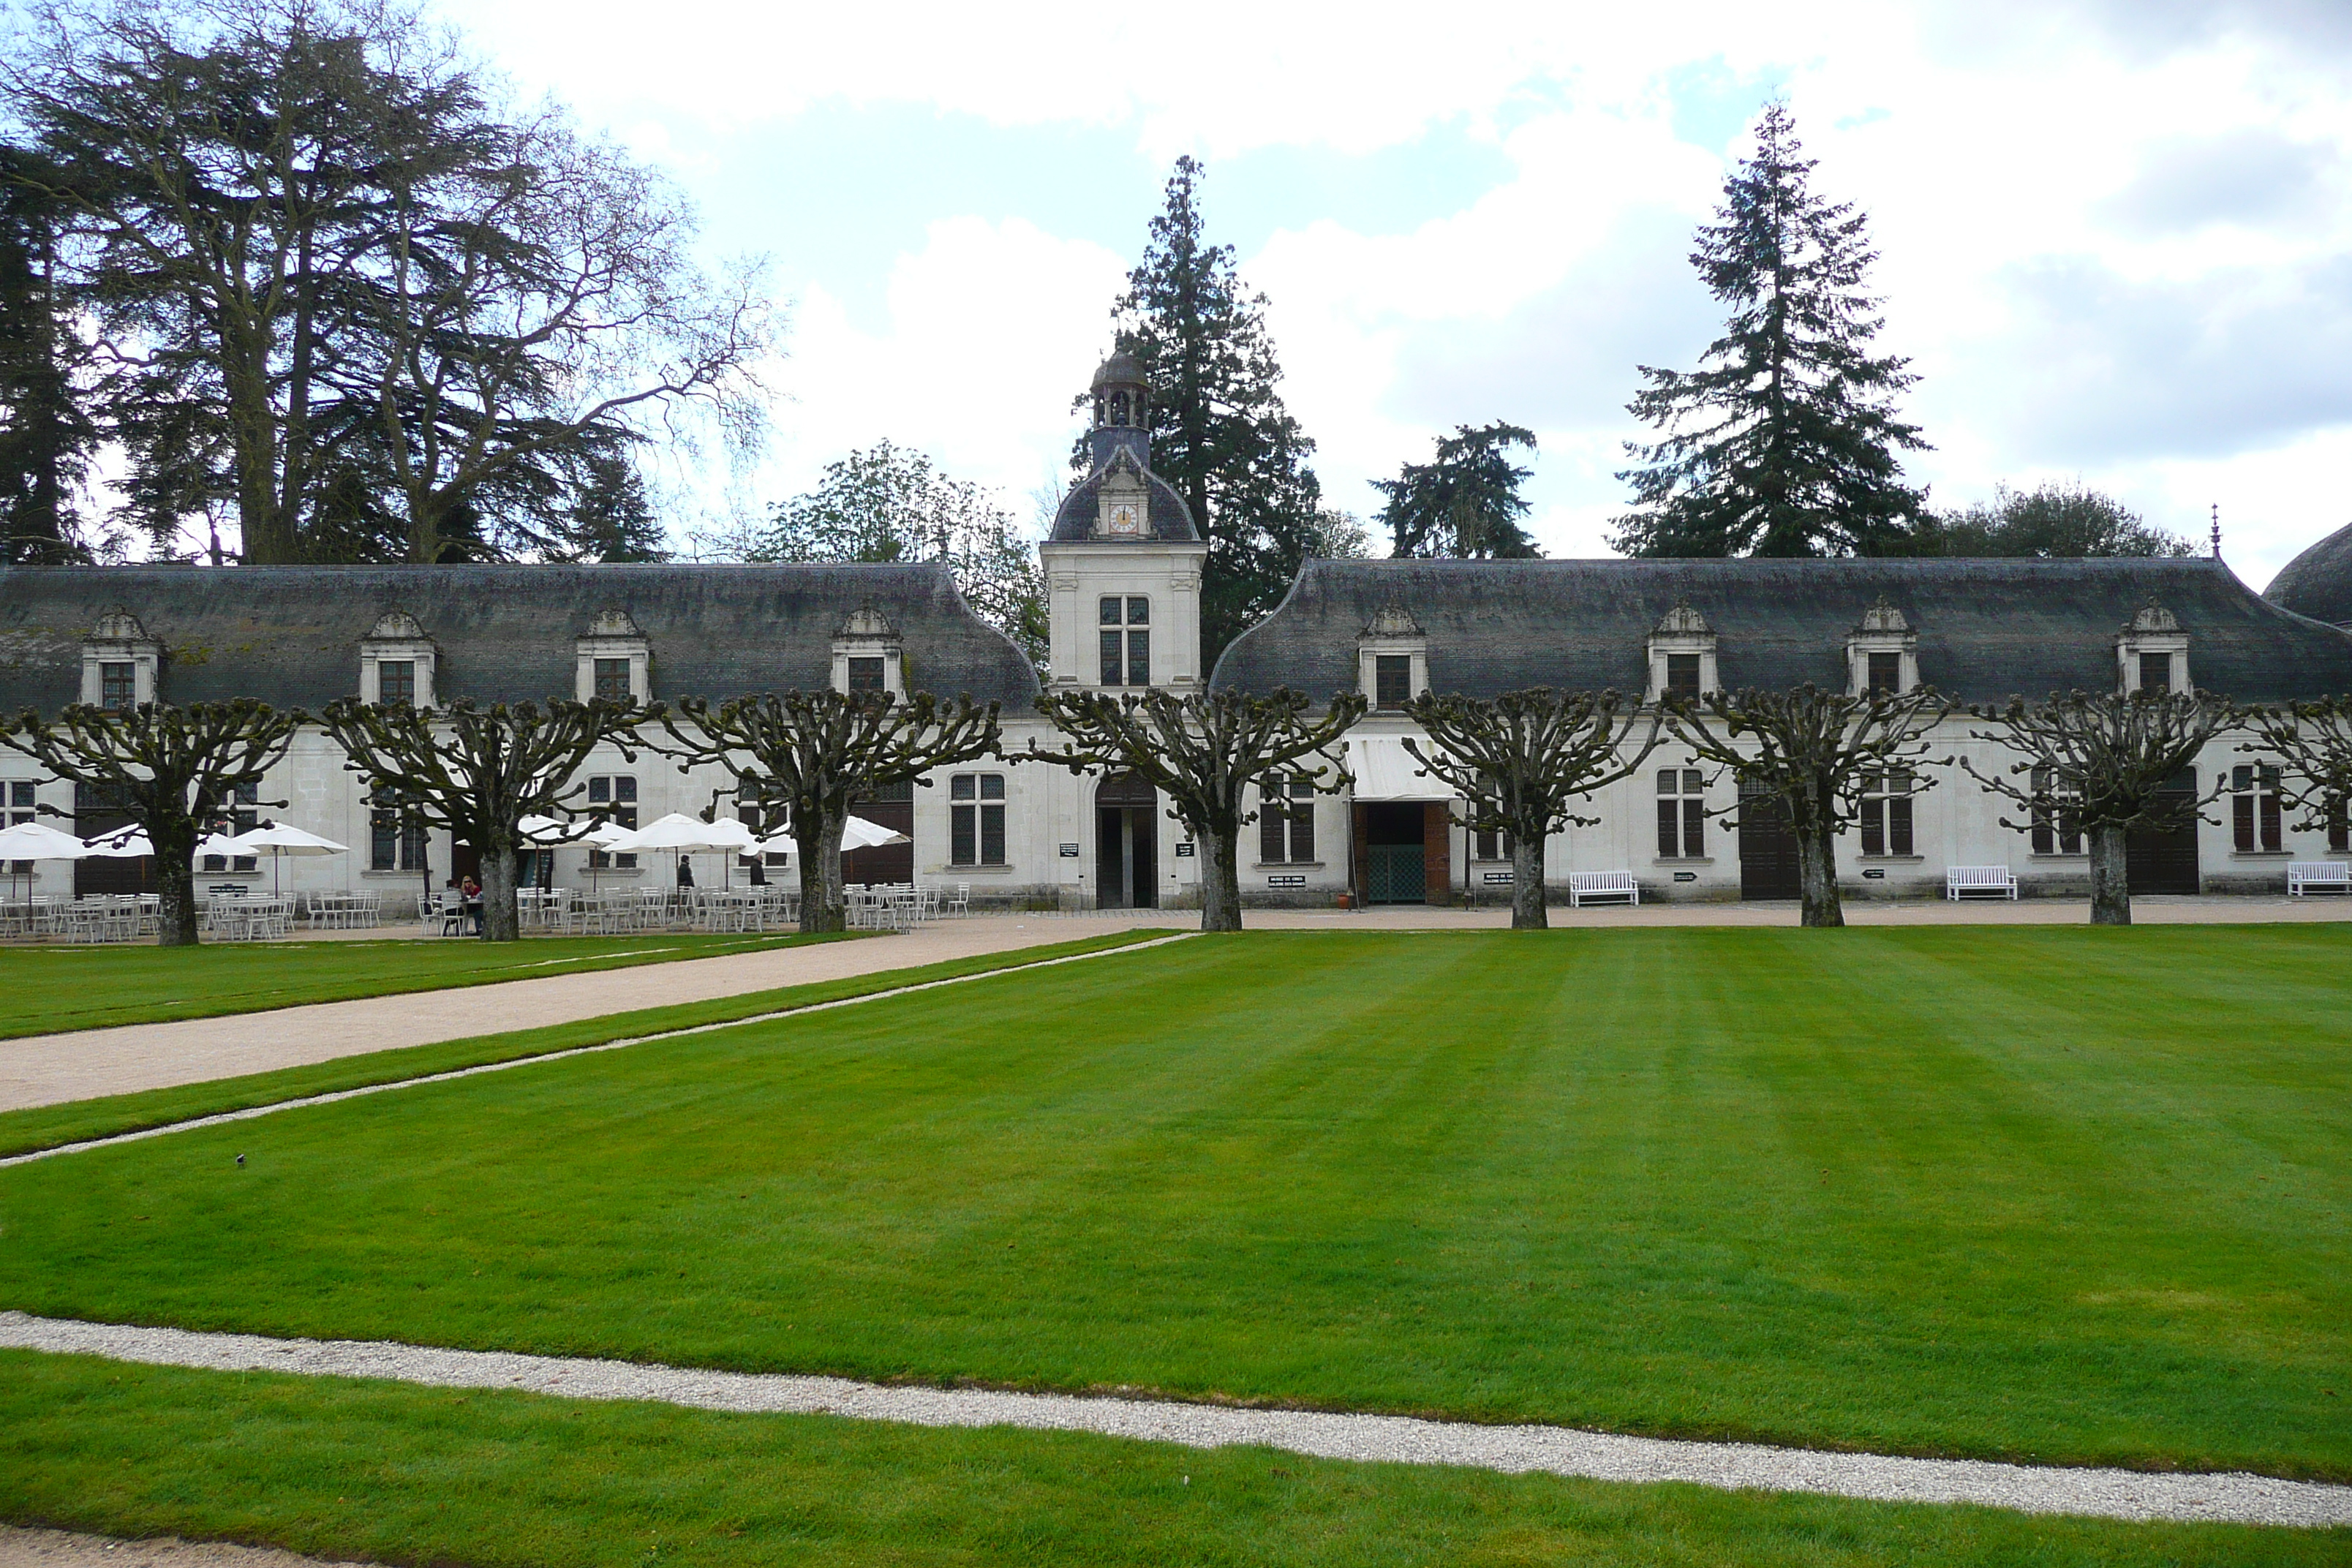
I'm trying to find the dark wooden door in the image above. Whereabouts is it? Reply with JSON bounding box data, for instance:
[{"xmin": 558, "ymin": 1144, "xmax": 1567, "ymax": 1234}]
[
  {"xmin": 1096, "ymin": 773, "xmax": 1157, "ymax": 910},
  {"xmin": 1738, "ymin": 781, "xmax": 1803, "ymax": 901},
  {"xmin": 844, "ymin": 780, "xmax": 913, "ymax": 886},
  {"xmin": 73, "ymin": 782, "xmax": 152, "ymax": 896},
  {"xmin": 1128, "ymin": 803, "xmax": 1158, "ymax": 910},
  {"xmin": 1364, "ymin": 803, "xmax": 1427, "ymax": 904},
  {"xmin": 2127, "ymin": 769, "xmax": 2201, "ymax": 894}
]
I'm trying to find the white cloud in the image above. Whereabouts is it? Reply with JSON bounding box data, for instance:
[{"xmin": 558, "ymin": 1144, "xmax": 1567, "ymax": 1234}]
[{"xmin": 457, "ymin": 0, "xmax": 2351, "ymax": 587}]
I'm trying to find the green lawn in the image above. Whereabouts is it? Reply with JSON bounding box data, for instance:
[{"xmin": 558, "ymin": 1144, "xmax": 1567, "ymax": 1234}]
[
  {"xmin": 1, "ymin": 928, "xmax": 2345, "ymax": 1490},
  {"xmin": 0, "ymin": 930, "xmax": 851, "ymax": 1038},
  {"xmin": 0, "ymin": 930, "xmax": 1177, "ymax": 1158},
  {"xmin": 3, "ymin": 1352, "xmax": 2332, "ymax": 1568}
]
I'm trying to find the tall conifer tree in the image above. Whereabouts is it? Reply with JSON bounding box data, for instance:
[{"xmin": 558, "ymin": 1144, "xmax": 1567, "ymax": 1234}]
[
  {"xmin": 0, "ymin": 143, "xmax": 102, "ymax": 562},
  {"xmin": 1613, "ymin": 102, "xmax": 1927, "ymax": 559},
  {"xmin": 1096, "ymin": 157, "xmax": 1322, "ymax": 664},
  {"xmin": 1376, "ymin": 421, "xmax": 1541, "ymax": 559}
]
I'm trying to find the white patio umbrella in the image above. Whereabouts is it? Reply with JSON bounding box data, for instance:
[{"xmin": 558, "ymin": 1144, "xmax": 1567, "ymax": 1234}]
[
  {"xmin": 81, "ymin": 826, "xmax": 154, "ymax": 857},
  {"xmin": 225, "ymin": 821, "xmax": 350, "ymax": 897},
  {"xmin": 0, "ymin": 819, "xmax": 90, "ymax": 904},
  {"xmin": 843, "ymin": 814, "xmax": 911, "ymax": 850},
  {"xmin": 603, "ymin": 812, "xmax": 760, "ymax": 890}
]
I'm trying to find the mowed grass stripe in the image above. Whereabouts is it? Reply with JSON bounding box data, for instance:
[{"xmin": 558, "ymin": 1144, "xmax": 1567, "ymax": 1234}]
[
  {"xmin": 0, "ymin": 929, "xmax": 1175, "ymax": 1159},
  {"xmin": 8, "ymin": 1353, "xmax": 2342, "ymax": 1568},
  {"xmin": 0, "ymin": 928, "xmax": 2343, "ymax": 1480}
]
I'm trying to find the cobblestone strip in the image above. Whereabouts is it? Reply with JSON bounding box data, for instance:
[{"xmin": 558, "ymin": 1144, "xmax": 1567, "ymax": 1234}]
[
  {"xmin": 0, "ymin": 933, "xmax": 1196, "ymax": 1170},
  {"xmin": 3, "ymin": 1312, "xmax": 2344, "ymax": 1529}
]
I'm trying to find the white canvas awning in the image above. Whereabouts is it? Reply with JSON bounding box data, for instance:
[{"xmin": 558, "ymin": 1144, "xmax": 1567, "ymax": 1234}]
[{"xmin": 1346, "ymin": 736, "xmax": 1452, "ymax": 802}]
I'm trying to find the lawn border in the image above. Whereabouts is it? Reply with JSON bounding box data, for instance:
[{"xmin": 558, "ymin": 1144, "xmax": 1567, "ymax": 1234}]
[
  {"xmin": 0, "ymin": 928, "xmax": 1187, "ymax": 1162},
  {"xmin": 4, "ymin": 1321, "xmax": 2348, "ymax": 1529}
]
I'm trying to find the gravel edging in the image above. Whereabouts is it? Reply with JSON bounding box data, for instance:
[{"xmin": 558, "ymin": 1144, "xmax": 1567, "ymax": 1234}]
[
  {"xmin": 3, "ymin": 1313, "xmax": 2345, "ymax": 1530},
  {"xmin": 0, "ymin": 932, "xmax": 1195, "ymax": 1169}
]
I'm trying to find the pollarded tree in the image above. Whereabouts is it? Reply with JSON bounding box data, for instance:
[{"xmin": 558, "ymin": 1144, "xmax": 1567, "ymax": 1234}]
[
  {"xmin": 1032, "ymin": 687, "xmax": 1366, "ymax": 932},
  {"xmin": 1376, "ymin": 422, "xmax": 1541, "ymax": 559},
  {"xmin": 320, "ymin": 696, "xmax": 648, "ymax": 941},
  {"xmin": 0, "ymin": 698, "xmax": 303, "ymax": 944},
  {"xmin": 1613, "ymin": 102, "xmax": 1929, "ymax": 559},
  {"xmin": 2244, "ymin": 697, "xmax": 2352, "ymax": 849},
  {"xmin": 1666, "ymin": 683, "xmax": 1948, "ymax": 927},
  {"xmin": 1402, "ymin": 688, "xmax": 1660, "ymax": 929},
  {"xmin": 663, "ymin": 690, "xmax": 1001, "ymax": 934},
  {"xmin": 1963, "ymin": 690, "xmax": 2236, "ymax": 926}
]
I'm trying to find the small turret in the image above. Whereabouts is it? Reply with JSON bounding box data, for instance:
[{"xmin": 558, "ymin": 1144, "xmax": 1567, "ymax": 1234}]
[{"xmin": 1088, "ymin": 350, "xmax": 1150, "ymax": 474}]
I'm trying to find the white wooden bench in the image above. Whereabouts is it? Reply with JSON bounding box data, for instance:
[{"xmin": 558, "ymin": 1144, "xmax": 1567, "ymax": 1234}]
[
  {"xmin": 2288, "ymin": 862, "xmax": 2351, "ymax": 897},
  {"xmin": 1945, "ymin": 865, "xmax": 2018, "ymax": 901},
  {"xmin": 1569, "ymin": 870, "xmax": 1640, "ymax": 908}
]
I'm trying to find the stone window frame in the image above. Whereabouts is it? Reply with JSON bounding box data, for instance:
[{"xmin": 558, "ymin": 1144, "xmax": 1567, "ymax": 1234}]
[
  {"xmin": 80, "ymin": 608, "xmax": 160, "ymax": 709},
  {"xmin": 1846, "ymin": 598, "xmax": 1920, "ymax": 698},
  {"xmin": 361, "ymin": 609, "xmax": 437, "ymax": 708},
  {"xmin": 1357, "ymin": 606, "xmax": 1428, "ymax": 710},
  {"xmin": 830, "ymin": 604, "xmax": 905, "ymax": 698},
  {"xmin": 576, "ymin": 607, "xmax": 651, "ymax": 704},
  {"xmin": 2115, "ymin": 602, "xmax": 2190, "ymax": 696},
  {"xmin": 1645, "ymin": 600, "xmax": 1718, "ymax": 704}
]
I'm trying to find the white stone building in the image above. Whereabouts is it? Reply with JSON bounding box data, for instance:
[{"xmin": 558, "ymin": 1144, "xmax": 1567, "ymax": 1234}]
[{"xmin": 5, "ymin": 351, "xmax": 2352, "ymax": 913}]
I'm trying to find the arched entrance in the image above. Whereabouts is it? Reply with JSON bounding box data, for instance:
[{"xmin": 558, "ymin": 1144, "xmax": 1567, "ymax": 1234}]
[{"xmin": 1096, "ymin": 772, "xmax": 1158, "ymax": 909}]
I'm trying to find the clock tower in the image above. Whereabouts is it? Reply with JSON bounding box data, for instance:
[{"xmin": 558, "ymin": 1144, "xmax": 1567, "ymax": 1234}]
[{"xmin": 1039, "ymin": 353, "xmax": 1208, "ymax": 692}]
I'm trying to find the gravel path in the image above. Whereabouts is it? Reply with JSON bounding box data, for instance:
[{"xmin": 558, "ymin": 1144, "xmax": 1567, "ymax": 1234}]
[
  {"xmin": 0, "ymin": 915, "xmax": 1172, "ymax": 1112},
  {"xmin": 0, "ymin": 1525, "xmax": 348, "ymax": 1567},
  {"xmin": 0, "ymin": 933, "xmax": 1197, "ymax": 1170},
  {"xmin": 4, "ymin": 1312, "xmax": 2344, "ymax": 1530}
]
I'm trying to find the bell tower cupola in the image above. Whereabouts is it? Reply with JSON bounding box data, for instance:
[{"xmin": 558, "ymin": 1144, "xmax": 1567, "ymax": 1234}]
[{"xmin": 1088, "ymin": 350, "xmax": 1150, "ymax": 473}]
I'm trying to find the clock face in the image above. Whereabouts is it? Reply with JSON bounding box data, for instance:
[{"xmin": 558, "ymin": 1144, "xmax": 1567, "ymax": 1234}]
[{"xmin": 1108, "ymin": 502, "xmax": 1140, "ymax": 535}]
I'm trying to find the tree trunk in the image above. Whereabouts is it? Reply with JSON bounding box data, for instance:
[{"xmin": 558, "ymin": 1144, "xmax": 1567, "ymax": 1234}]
[
  {"xmin": 797, "ymin": 806, "xmax": 848, "ymax": 934},
  {"xmin": 1510, "ymin": 830, "xmax": 1548, "ymax": 930},
  {"xmin": 154, "ymin": 840, "xmax": 200, "ymax": 947},
  {"xmin": 2089, "ymin": 822, "xmax": 2131, "ymax": 926},
  {"xmin": 1199, "ymin": 825, "xmax": 1243, "ymax": 932},
  {"xmin": 1797, "ymin": 818, "xmax": 1844, "ymax": 928},
  {"xmin": 479, "ymin": 842, "xmax": 520, "ymax": 942}
]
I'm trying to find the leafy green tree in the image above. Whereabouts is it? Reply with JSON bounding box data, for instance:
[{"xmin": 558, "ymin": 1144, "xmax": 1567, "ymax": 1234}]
[
  {"xmin": 1305, "ymin": 508, "xmax": 1371, "ymax": 559},
  {"xmin": 540, "ymin": 444, "xmax": 671, "ymax": 563},
  {"xmin": 1613, "ymin": 102, "xmax": 1928, "ymax": 559},
  {"xmin": 749, "ymin": 442, "xmax": 1045, "ymax": 668},
  {"xmin": 0, "ymin": 143, "xmax": 105, "ymax": 562},
  {"xmin": 1093, "ymin": 156, "xmax": 1323, "ymax": 664},
  {"xmin": 1915, "ymin": 481, "xmax": 2195, "ymax": 558},
  {"xmin": 1377, "ymin": 421, "xmax": 1540, "ymax": 559}
]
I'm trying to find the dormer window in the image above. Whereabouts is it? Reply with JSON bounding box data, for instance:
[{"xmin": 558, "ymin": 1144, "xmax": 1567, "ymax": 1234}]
[
  {"xmin": 576, "ymin": 607, "xmax": 650, "ymax": 704},
  {"xmin": 1357, "ymin": 605, "xmax": 1428, "ymax": 709},
  {"xmin": 1846, "ymin": 598, "xmax": 1918, "ymax": 698},
  {"xmin": 1646, "ymin": 600, "xmax": 1717, "ymax": 703},
  {"xmin": 2117, "ymin": 601, "xmax": 2189, "ymax": 696},
  {"xmin": 82, "ymin": 607, "xmax": 160, "ymax": 710},
  {"xmin": 377, "ymin": 660, "xmax": 416, "ymax": 707},
  {"xmin": 361, "ymin": 609, "xmax": 436, "ymax": 707},
  {"xmin": 832, "ymin": 603, "xmax": 905, "ymax": 697}
]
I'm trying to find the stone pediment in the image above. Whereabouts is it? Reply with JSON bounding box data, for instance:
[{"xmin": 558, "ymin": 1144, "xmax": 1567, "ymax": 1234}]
[
  {"xmin": 366, "ymin": 608, "xmax": 428, "ymax": 643},
  {"xmin": 2127, "ymin": 600, "xmax": 2180, "ymax": 634},
  {"xmin": 88, "ymin": 607, "xmax": 152, "ymax": 644},
  {"xmin": 835, "ymin": 603, "xmax": 899, "ymax": 641},
  {"xmin": 1360, "ymin": 605, "xmax": 1423, "ymax": 640},
  {"xmin": 1654, "ymin": 598, "xmax": 1713, "ymax": 637},
  {"xmin": 583, "ymin": 606, "xmax": 644, "ymax": 641},
  {"xmin": 1855, "ymin": 596, "xmax": 1910, "ymax": 635}
]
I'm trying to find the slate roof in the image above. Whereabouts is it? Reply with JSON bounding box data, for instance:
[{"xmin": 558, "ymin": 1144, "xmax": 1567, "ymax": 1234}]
[
  {"xmin": 0, "ymin": 563, "xmax": 1041, "ymax": 714},
  {"xmin": 1211, "ymin": 557, "xmax": 2352, "ymax": 704},
  {"xmin": 2263, "ymin": 521, "xmax": 2352, "ymax": 628},
  {"xmin": 1046, "ymin": 461, "xmax": 1201, "ymax": 544}
]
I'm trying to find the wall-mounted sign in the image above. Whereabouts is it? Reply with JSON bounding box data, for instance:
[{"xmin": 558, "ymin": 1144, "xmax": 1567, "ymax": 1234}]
[
  {"xmin": 1862, "ymin": 867, "xmax": 1885, "ymax": 880},
  {"xmin": 1058, "ymin": 843, "xmax": 1079, "ymax": 858},
  {"xmin": 1482, "ymin": 871, "xmax": 1514, "ymax": 883},
  {"xmin": 1267, "ymin": 873, "xmax": 1305, "ymax": 886},
  {"xmin": 1673, "ymin": 870, "xmax": 1697, "ymax": 883},
  {"xmin": 1175, "ymin": 841, "xmax": 1196, "ymax": 858}
]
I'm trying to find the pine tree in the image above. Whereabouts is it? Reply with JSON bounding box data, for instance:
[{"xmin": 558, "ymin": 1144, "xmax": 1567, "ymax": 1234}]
[
  {"xmin": 1096, "ymin": 157, "xmax": 1322, "ymax": 664},
  {"xmin": 1613, "ymin": 102, "xmax": 1927, "ymax": 559},
  {"xmin": 0, "ymin": 144, "xmax": 103, "ymax": 562},
  {"xmin": 1376, "ymin": 422, "xmax": 1541, "ymax": 559}
]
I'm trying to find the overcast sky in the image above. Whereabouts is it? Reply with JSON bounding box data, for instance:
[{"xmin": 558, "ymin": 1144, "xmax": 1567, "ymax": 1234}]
[{"xmin": 461, "ymin": 0, "xmax": 2352, "ymax": 587}]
